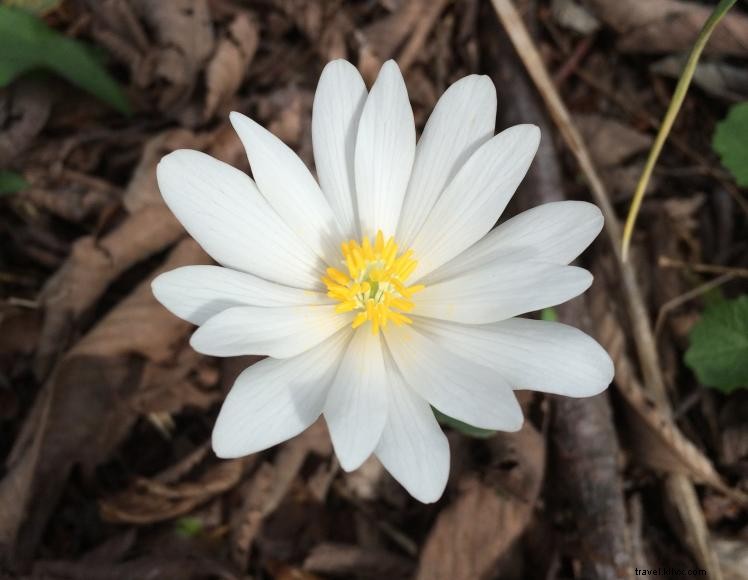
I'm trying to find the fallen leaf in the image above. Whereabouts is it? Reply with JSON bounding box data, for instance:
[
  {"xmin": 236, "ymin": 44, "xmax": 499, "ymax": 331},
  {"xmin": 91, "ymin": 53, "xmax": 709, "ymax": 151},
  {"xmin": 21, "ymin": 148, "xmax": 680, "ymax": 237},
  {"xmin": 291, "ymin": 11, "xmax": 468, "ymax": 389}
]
[
  {"xmin": 616, "ymin": 351, "xmax": 746, "ymax": 502},
  {"xmin": 131, "ymin": 0, "xmax": 215, "ymax": 110},
  {"xmin": 583, "ymin": 0, "xmax": 748, "ymax": 56},
  {"xmin": 575, "ymin": 114, "xmax": 652, "ymax": 168},
  {"xmin": 416, "ymin": 423, "xmax": 545, "ymax": 580},
  {"xmin": 304, "ymin": 543, "xmax": 414, "ymax": 579},
  {"xmin": 100, "ymin": 458, "xmax": 246, "ymax": 524},
  {"xmin": 204, "ymin": 12, "xmax": 259, "ymax": 119},
  {"xmin": 652, "ymin": 55, "xmax": 748, "ymax": 102},
  {"xmin": 230, "ymin": 420, "xmax": 332, "ymax": 569},
  {"xmin": 0, "ymin": 239, "xmax": 209, "ymax": 562}
]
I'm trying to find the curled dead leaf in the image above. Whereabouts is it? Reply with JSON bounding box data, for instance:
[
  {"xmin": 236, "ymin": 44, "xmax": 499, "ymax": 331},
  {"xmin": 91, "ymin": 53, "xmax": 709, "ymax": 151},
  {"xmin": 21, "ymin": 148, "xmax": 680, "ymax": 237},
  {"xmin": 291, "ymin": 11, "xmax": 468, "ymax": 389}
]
[
  {"xmin": 204, "ymin": 12, "xmax": 259, "ymax": 120},
  {"xmin": 100, "ymin": 458, "xmax": 246, "ymax": 524}
]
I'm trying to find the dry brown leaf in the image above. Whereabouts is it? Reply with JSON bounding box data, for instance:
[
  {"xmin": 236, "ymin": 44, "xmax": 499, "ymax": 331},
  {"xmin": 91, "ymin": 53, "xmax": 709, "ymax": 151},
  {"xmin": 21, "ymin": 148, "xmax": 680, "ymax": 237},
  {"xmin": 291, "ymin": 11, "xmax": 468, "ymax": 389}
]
[
  {"xmin": 0, "ymin": 79, "xmax": 52, "ymax": 164},
  {"xmin": 33, "ymin": 555, "xmax": 239, "ymax": 580},
  {"xmin": 33, "ymin": 125, "xmax": 215, "ymax": 377},
  {"xmin": 713, "ymin": 535, "xmax": 748, "ymax": 580},
  {"xmin": 131, "ymin": 0, "xmax": 215, "ymax": 110},
  {"xmin": 1, "ymin": 239, "xmax": 208, "ymax": 561},
  {"xmin": 100, "ymin": 458, "xmax": 246, "ymax": 524},
  {"xmin": 34, "ymin": 204, "xmax": 186, "ymax": 376},
  {"xmin": 132, "ymin": 349, "xmax": 220, "ymax": 415},
  {"xmin": 303, "ymin": 543, "xmax": 414, "ymax": 579},
  {"xmin": 230, "ymin": 419, "xmax": 332, "ymax": 569},
  {"xmin": 652, "ymin": 55, "xmax": 748, "ymax": 102},
  {"xmin": 204, "ymin": 12, "xmax": 259, "ymax": 119},
  {"xmin": 583, "ymin": 0, "xmax": 748, "ymax": 56},
  {"xmin": 616, "ymin": 362, "xmax": 742, "ymax": 499},
  {"xmin": 123, "ymin": 128, "xmax": 207, "ymax": 211},
  {"xmin": 416, "ymin": 423, "xmax": 545, "ymax": 580},
  {"xmin": 575, "ymin": 114, "xmax": 652, "ymax": 168}
]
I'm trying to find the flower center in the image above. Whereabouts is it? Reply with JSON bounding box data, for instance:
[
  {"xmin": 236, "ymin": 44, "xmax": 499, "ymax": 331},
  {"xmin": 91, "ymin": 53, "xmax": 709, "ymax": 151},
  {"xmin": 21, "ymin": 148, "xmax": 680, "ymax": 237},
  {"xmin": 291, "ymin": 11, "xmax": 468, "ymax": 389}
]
[{"xmin": 323, "ymin": 230, "xmax": 425, "ymax": 335}]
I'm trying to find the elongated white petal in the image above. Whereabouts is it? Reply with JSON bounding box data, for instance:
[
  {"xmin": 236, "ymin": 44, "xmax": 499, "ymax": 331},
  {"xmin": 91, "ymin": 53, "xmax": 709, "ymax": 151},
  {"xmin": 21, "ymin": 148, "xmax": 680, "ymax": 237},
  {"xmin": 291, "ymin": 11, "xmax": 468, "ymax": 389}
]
[
  {"xmin": 415, "ymin": 317, "xmax": 614, "ymax": 397},
  {"xmin": 190, "ymin": 305, "xmax": 350, "ymax": 359},
  {"xmin": 230, "ymin": 112, "xmax": 342, "ymax": 264},
  {"xmin": 313, "ymin": 59, "xmax": 367, "ymax": 239},
  {"xmin": 397, "ymin": 75, "xmax": 496, "ymax": 248},
  {"xmin": 384, "ymin": 324, "xmax": 523, "ymax": 431},
  {"xmin": 414, "ymin": 261, "xmax": 592, "ymax": 324},
  {"xmin": 152, "ymin": 266, "xmax": 331, "ymax": 326},
  {"xmin": 324, "ymin": 328, "xmax": 388, "ymax": 471},
  {"xmin": 212, "ymin": 328, "xmax": 351, "ymax": 458},
  {"xmin": 355, "ymin": 60, "xmax": 415, "ymax": 238},
  {"xmin": 157, "ymin": 150, "xmax": 322, "ymax": 289},
  {"xmin": 422, "ymin": 201, "xmax": 604, "ymax": 285},
  {"xmin": 375, "ymin": 353, "xmax": 449, "ymax": 503},
  {"xmin": 411, "ymin": 125, "xmax": 540, "ymax": 280}
]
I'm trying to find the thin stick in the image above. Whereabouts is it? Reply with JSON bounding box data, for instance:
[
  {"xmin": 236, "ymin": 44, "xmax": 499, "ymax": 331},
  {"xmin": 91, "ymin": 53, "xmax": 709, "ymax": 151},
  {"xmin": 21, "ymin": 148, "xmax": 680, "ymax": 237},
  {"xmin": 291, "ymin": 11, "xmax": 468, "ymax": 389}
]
[
  {"xmin": 654, "ymin": 273, "xmax": 735, "ymax": 337},
  {"xmin": 658, "ymin": 256, "xmax": 748, "ymax": 278},
  {"xmin": 621, "ymin": 0, "xmax": 738, "ymax": 261},
  {"xmin": 489, "ymin": 1, "xmax": 724, "ymax": 577}
]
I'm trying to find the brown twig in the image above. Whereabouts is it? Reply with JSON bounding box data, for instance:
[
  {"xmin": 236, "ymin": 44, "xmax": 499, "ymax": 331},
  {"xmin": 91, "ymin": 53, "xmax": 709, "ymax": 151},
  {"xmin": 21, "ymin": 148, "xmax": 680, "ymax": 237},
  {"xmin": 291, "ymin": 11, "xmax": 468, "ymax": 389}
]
[
  {"xmin": 654, "ymin": 272, "xmax": 735, "ymax": 336},
  {"xmin": 658, "ymin": 256, "xmax": 748, "ymax": 278},
  {"xmin": 482, "ymin": 14, "xmax": 634, "ymax": 577},
  {"xmin": 489, "ymin": 1, "xmax": 724, "ymax": 577}
]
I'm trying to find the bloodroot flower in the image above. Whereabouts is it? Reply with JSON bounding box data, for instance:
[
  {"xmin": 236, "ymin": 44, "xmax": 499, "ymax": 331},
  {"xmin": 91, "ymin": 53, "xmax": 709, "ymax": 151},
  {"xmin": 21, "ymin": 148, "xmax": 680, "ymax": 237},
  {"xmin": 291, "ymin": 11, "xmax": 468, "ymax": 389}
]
[{"xmin": 152, "ymin": 59, "xmax": 614, "ymax": 503}]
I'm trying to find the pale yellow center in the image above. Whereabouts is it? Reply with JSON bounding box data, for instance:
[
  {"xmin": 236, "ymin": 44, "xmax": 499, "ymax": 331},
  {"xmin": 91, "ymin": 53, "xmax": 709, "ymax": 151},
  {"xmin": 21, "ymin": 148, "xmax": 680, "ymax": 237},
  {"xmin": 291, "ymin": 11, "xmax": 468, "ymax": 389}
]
[{"xmin": 323, "ymin": 230, "xmax": 425, "ymax": 335}]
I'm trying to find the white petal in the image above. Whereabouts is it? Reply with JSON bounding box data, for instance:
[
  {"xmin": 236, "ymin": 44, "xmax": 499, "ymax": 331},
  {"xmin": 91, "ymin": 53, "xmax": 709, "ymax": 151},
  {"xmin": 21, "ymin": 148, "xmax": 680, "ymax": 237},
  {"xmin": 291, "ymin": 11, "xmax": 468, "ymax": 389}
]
[
  {"xmin": 212, "ymin": 328, "xmax": 351, "ymax": 458},
  {"xmin": 415, "ymin": 317, "xmax": 614, "ymax": 397},
  {"xmin": 312, "ymin": 59, "xmax": 367, "ymax": 239},
  {"xmin": 324, "ymin": 328, "xmax": 388, "ymax": 471},
  {"xmin": 152, "ymin": 266, "xmax": 331, "ymax": 326},
  {"xmin": 190, "ymin": 305, "xmax": 350, "ymax": 359},
  {"xmin": 411, "ymin": 125, "xmax": 540, "ymax": 281},
  {"xmin": 413, "ymin": 260, "xmax": 592, "ymax": 324},
  {"xmin": 422, "ymin": 201, "xmax": 604, "ymax": 285},
  {"xmin": 397, "ymin": 75, "xmax": 497, "ymax": 248},
  {"xmin": 384, "ymin": 323, "xmax": 523, "ymax": 431},
  {"xmin": 355, "ymin": 60, "xmax": 416, "ymax": 238},
  {"xmin": 157, "ymin": 150, "xmax": 322, "ymax": 289},
  {"xmin": 375, "ymin": 353, "xmax": 449, "ymax": 503},
  {"xmin": 230, "ymin": 112, "xmax": 342, "ymax": 264}
]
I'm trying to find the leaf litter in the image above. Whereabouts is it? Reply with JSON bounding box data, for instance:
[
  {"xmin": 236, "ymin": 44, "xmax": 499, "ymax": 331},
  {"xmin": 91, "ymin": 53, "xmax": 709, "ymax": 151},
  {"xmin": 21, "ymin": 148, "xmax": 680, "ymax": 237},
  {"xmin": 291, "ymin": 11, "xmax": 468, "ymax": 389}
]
[{"xmin": 1, "ymin": 1, "xmax": 748, "ymax": 578}]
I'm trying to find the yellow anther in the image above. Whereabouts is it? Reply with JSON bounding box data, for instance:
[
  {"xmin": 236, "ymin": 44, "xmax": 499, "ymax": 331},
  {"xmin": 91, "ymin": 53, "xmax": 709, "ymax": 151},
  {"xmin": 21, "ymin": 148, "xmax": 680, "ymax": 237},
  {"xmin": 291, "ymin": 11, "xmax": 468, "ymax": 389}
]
[
  {"xmin": 326, "ymin": 267, "xmax": 349, "ymax": 286},
  {"xmin": 322, "ymin": 230, "xmax": 424, "ymax": 333},
  {"xmin": 375, "ymin": 230, "xmax": 384, "ymax": 254},
  {"xmin": 390, "ymin": 297, "xmax": 414, "ymax": 312},
  {"xmin": 352, "ymin": 312, "xmax": 368, "ymax": 328}
]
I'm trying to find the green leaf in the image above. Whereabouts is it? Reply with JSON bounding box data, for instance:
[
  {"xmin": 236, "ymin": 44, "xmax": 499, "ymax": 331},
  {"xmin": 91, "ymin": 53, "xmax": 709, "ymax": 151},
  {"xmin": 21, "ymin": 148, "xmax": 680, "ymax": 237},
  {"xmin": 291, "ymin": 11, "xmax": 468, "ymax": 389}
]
[
  {"xmin": 175, "ymin": 516, "xmax": 203, "ymax": 538},
  {"xmin": 685, "ymin": 295, "xmax": 748, "ymax": 393},
  {"xmin": 433, "ymin": 408, "xmax": 497, "ymax": 439},
  {"xmin": 713, "ymin": 102, "xmax": 748, "ymax": 187},
  {"xmin": 0, "ymin": 170, "xmax": 28, "ymax": 194},
  {"xmin": 540, "ymin": 307, "xmax": 557, "ymax": 322},
  {"xmin": 0, "ymin": 6, "xmax": 130, "ymax": 114}
]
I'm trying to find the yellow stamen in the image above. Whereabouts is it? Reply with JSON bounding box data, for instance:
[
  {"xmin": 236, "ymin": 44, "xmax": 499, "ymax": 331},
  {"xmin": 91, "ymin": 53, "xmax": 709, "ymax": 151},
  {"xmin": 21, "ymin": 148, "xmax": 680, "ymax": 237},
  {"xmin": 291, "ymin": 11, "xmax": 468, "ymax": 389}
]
[{"xmin": 321, "ymin": 230, "xmax": 425, "ymax": 334}]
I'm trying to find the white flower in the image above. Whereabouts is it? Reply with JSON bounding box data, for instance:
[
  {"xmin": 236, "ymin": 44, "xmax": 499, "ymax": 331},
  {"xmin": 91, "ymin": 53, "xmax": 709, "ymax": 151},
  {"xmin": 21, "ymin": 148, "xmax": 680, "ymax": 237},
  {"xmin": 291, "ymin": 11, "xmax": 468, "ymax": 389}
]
[{"xmin": 152, "ymin": 59, "xmax": 614, "ymax": 503}]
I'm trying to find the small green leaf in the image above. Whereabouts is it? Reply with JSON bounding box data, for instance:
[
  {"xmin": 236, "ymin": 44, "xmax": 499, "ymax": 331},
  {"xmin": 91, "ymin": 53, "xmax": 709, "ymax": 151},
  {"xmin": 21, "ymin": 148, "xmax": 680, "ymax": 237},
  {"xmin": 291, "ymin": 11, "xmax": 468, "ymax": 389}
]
[
  {"xmin": 540, "ymin": 307, "xmax": 557, "ymax": 322},
  {"xmin": 713, "ymin": 102, "xmax": 748, "ymax": 187},
  {"xmin": 0, "ymin": 6, "xmax": 130, "ymax": 114},
  {"xmin": 0, "ymin": 170, "xmax": 28, "ymax": 194},
  {"xmin": 175, "ymin": 516, "xmax": 203, "ymax": 538},
  {"xmin": 685, "ymin": 295, "xmax": 748, "ymax": 393},
  {"xmin": 433, "ymin": 408, "xmax": 497, "ymax": 439}
]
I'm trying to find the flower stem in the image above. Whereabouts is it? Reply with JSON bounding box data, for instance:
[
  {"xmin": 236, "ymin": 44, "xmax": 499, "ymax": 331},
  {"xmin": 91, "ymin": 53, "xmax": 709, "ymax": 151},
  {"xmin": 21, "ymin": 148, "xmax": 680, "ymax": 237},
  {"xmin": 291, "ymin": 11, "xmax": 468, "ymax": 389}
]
[{"xmin": 621, "ymin": 0, "xmax": 737, "ymax": 262}]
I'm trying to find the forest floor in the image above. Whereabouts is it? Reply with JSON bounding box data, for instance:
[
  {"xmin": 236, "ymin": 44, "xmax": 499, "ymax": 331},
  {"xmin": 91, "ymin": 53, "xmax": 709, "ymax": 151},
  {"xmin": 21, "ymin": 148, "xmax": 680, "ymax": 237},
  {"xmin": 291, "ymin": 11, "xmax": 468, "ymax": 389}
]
[{"xmin": 1, "ymin": 0, "xmax": 747, "ymax": 579}]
